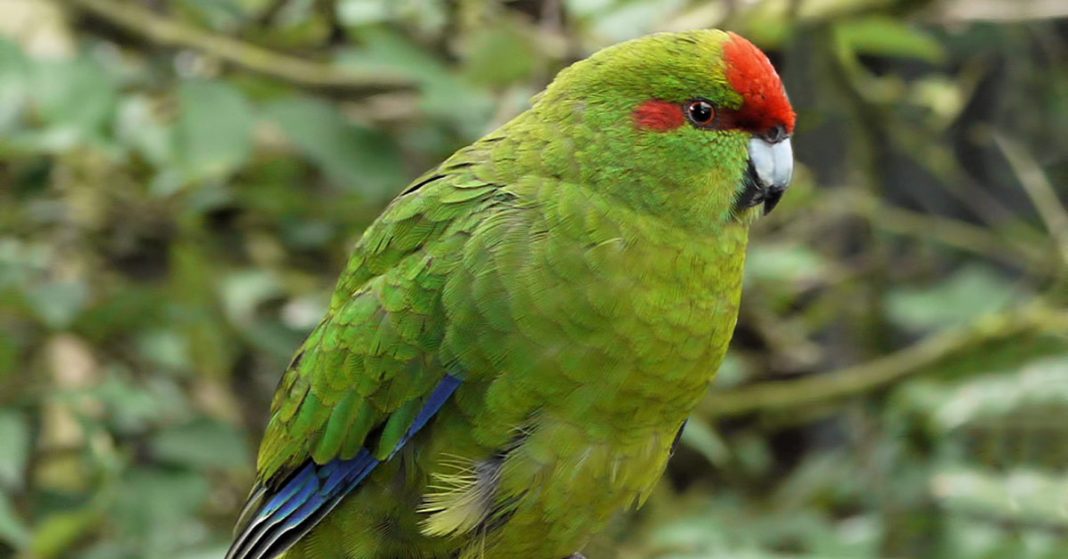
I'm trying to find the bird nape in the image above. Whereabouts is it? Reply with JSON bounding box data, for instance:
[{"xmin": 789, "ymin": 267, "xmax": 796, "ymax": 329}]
[{"xmin": 227, "ymin": 28, "xmax": 794, "ymax": 559}]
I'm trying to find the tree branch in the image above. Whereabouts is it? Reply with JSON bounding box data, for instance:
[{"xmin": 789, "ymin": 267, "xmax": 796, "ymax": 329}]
[
  {"xmin": 702, "ymin": 305, "xmax": 1068, "ymax": 419},
  {"xmin": 59, "ymin": 0, "xmax": 415, "ymax": 93},
  {"xmin": 855, "ymin": 195, "xmax": 1053, "ymax": 274}
]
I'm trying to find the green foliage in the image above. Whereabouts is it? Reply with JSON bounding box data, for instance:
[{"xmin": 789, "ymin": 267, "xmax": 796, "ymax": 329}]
[
  {"xmin": 886, "ymin": 265, "xmax": 1024, "ymax": 331},
  {"xmin": 1, "ymin": 0, "xmax": 1066, "ymax": 558},
  {"xmin": 0, "ymin": 413, "xmax": 29, "ymax": 490},
  {"xmin": 263, "ymin": 97, "xmax": 404, "ymax": 197},
  {"xmin": 176, "ymin": 80, "xmax": 256, "ymax": 181},
  {"xmin": 834, "ymin": 17, "xmax": 946, "ymax": 63}
]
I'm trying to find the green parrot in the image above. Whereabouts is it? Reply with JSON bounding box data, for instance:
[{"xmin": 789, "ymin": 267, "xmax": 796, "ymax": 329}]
[{"xmin": 226, "ymin": 29, "xmax": 795, "ymax": 559}]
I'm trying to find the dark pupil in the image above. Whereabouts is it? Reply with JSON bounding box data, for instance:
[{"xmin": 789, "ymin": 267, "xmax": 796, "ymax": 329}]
[{"xmin": 689, "ymin": 101, "xmax": 713, "ymax": 123}]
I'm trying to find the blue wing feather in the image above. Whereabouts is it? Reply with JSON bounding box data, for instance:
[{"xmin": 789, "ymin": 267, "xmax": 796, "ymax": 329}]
[
  {"xmin": 390, "ymin": 374, "xmax": 463, "ymax": 458},
  {"xmin": 225, "ymin": 374, "xmax": 462, "ymax": 559},
  {"xmin": 257, "ymin": 463, "xmax": 315, "ymax": 519}
]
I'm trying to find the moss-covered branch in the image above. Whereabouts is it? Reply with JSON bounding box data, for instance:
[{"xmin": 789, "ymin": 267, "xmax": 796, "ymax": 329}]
[
  {"xmin": 58, "ymin": 0, "xmax": 415, "ymax": 93},
  {"xmin": 702, "ymin": 305, "xmax": 1068, "ymax": 419}
]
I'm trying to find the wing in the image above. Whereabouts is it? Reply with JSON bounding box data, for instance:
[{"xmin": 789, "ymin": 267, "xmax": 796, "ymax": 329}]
[{"xmin": 226, "ymin": 142, "xmax": 515, "ymax": 559}]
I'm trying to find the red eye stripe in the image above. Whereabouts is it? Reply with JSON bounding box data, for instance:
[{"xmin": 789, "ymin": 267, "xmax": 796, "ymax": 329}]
[
  {"xmin": 632, "ymin": 100, "xmax": 686, "ymax": 131},
  {"xmin": 722, "ymin": 32, "xmax": 796, "ymax": 135}
]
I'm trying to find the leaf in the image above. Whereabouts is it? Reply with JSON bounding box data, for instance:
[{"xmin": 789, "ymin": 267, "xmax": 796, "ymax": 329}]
[
  {"xmin": 94, "ymin": 373, "xmax": 190, "ymax": 433},
  {"xmin": 110, "ymin": 468, "xmax": 210, "ymax": 555},
  {"xmin": 462, "ymin": 24, "xmax": 538, "ymax": 86},
  {"xmin": 337, "ymin": 0, "xmax": 448, "ymax": 31},
  {"xmin": 745, "ymin": 243, "xmax": 830, "ymax": 286},
  {"xmin": 31, "ymin": 506, "xmax": 102, "ymax": 559},
  {"xmin": 264, "ymin": 96, "xmax": 404, "ymax": 197},
  {"xmin": 115, "ymin": 95, "xmax": 176, "ymax": 168},
  {"xmin": 175, "ymin": 80, "xmax": 254, "ymax": 181},
  {"xmin": 150, "ymin": 418, "xmax": 249, "ymax": 471},
  {"xmin": 135, "ymin": 329, "xmax": 191, "ymax": 372},
  {"xmin": 175, "ymin": 545, "xmax": 233, "ymax": 559},
  {"xmin": 337, "ymin": 0, "xmax": 391, "ymax": 26},
  {"xmin": 338, "ymin": 28, "xmax": 450, "ymax": 80},
  {"xmin": 931, "ymin": 467, "xmax": 1068, "ymax": 528},
  {"xmin": 169, "ymin": 243, "xmax": 235, "ymax": 378},
  {"xmin": 887, "ymin": 265, "xmax": 1023, "ymax": 331},
  {"xmin": 0, "ymin": 412, "xmax": 29, "ymax": 489},
  {"xmin": 0, "ymin": 39, "xmax": 30, "ymax": 134},
  {"xmin": 711, "ymin": 351, "xmax": 750, "ymax": 388},
  {"xmin": 680, "ymin": 420, "xmax": 730, "ymax": 466},
  {"xmin": 565, "ymin": 0, "xmax": 616, "ymax": 19},
  {"xmin": 23, "ymin": 280, "xmax": 89, "ymax": 329},
  {"xmin": 337, "ymin": 30, "xmax": 495, "ymax": 137},
  {"xmin": 587, "ymin": 0, "xmax": 687, "ymax": 43},
  {"xmin": 835, "ymin": 17, "xmax": 946, "ymax": 63},
  {"xmin": 28, "ymin": 56, "xmax": 118, "ymax": 148},
  {"xmin": 0, "ymin": 333, "xmax": 14, "ymax": 382},
  {"xmin": 929, "ymin": 355, "xmax": 1068, "ymax": 431},
  {"xmin": 76, "ymin": 541, "xmax": 137, "ymax": 559},
  {"xmin": 0, "ymin": 492, "xmax": 30, "ymax": 550},
  {"xmin": 176, "ymin": 0, "xmax": 247, "ymax": 30},
  {"xmin": 220, "ymin": 269, "xmax": 283, "ymax": 326}
]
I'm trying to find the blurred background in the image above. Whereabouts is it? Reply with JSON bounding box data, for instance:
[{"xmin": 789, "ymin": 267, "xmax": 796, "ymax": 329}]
[{"xmin": 1, "ymin": 0, "xmax": 1066, "ymax": 558}]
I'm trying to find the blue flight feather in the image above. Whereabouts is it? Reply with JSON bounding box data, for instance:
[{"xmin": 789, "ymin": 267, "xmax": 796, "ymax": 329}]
[
  {"xmin": 272, "ymin": 472, "xmax": 319, "ymax": 519},
  {"xmin": 225, "ymin": 374, "xmax": 462, "ymax": 559},
  {"xmin": 257, "ymin": 463, "xmax": 314, "ymax": 518},
  {"xmin": 390, "ymin": 374, "xmax": 463, "ymax": 458}
]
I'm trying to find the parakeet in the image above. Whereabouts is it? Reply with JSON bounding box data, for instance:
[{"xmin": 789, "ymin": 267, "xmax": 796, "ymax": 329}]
[{"xmin": 226, "ymin": 29, "xmax": 795, "ymax": 559}]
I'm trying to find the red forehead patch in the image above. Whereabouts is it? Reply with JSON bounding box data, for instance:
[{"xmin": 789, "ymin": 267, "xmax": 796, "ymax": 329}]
[{"xmin": 723, "ymin": 32, "xmax": 795, "ymax": 134}]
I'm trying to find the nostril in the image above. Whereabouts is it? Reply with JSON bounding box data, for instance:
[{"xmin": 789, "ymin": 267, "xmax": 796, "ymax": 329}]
[{"xmin": 764, "ymin": 125, "xmax": 787, "ymax": 144}]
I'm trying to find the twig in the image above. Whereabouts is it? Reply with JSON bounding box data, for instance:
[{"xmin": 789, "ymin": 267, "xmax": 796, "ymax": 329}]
[
  {"xmin": 58, "ymin": 0, "xmax": 415, "ymax": 93},
  {"xmin": 994, "ymin": 134, "xmax": 1068, "ymax": 268},
  {"xmin": 784, "ymin": 191, "xmax": 1052, "ymax": 276},
  {"xmin": 701, "ymin": 304, "xmax": 1068, "ymax": 419},
  {"xmin": 858, "ymin": 196, "xmax": 1052, "ymax": 274},
  {"xmin": 890, "ymin": 123, "xmax": 1027, "ymax": 234}
]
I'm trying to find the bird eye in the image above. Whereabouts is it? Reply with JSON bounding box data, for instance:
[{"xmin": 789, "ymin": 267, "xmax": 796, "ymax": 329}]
[{"xmin": 685, "ymin": 100, "xmax": 716, "ymax": 127}]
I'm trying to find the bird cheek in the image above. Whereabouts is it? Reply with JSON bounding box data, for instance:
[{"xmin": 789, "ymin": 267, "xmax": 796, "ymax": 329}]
[{"xmin": 632, "ymin": 100, "xmax": 685, "ymax": 132}]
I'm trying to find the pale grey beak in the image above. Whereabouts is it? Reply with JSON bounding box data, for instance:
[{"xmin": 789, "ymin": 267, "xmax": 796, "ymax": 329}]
[{"xmin": 736, "ymin": 136, "xmax": 794, "ymax": 215}]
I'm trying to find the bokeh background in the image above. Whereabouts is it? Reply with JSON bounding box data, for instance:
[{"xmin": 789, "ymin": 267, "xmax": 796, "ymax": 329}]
[{"xmin": 1, "ymin": 0, "xmax": 1067, "ymax": 558}]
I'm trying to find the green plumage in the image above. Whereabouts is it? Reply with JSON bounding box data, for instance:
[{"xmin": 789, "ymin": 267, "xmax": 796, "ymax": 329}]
[{"xmin": 232, "ymin": 29, "xmax": 792, "ymax": 559}]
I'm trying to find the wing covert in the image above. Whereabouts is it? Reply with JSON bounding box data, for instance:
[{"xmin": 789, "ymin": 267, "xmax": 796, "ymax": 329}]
[{"xmin": 227, "ymin": 144, "xmax": 512, "ymax": 559}]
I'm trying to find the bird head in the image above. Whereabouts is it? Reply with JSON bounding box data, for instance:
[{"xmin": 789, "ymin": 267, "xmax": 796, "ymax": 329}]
[{"xmin": 531, "ymin": 30, "xmax": 796, "ymax": 232}]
